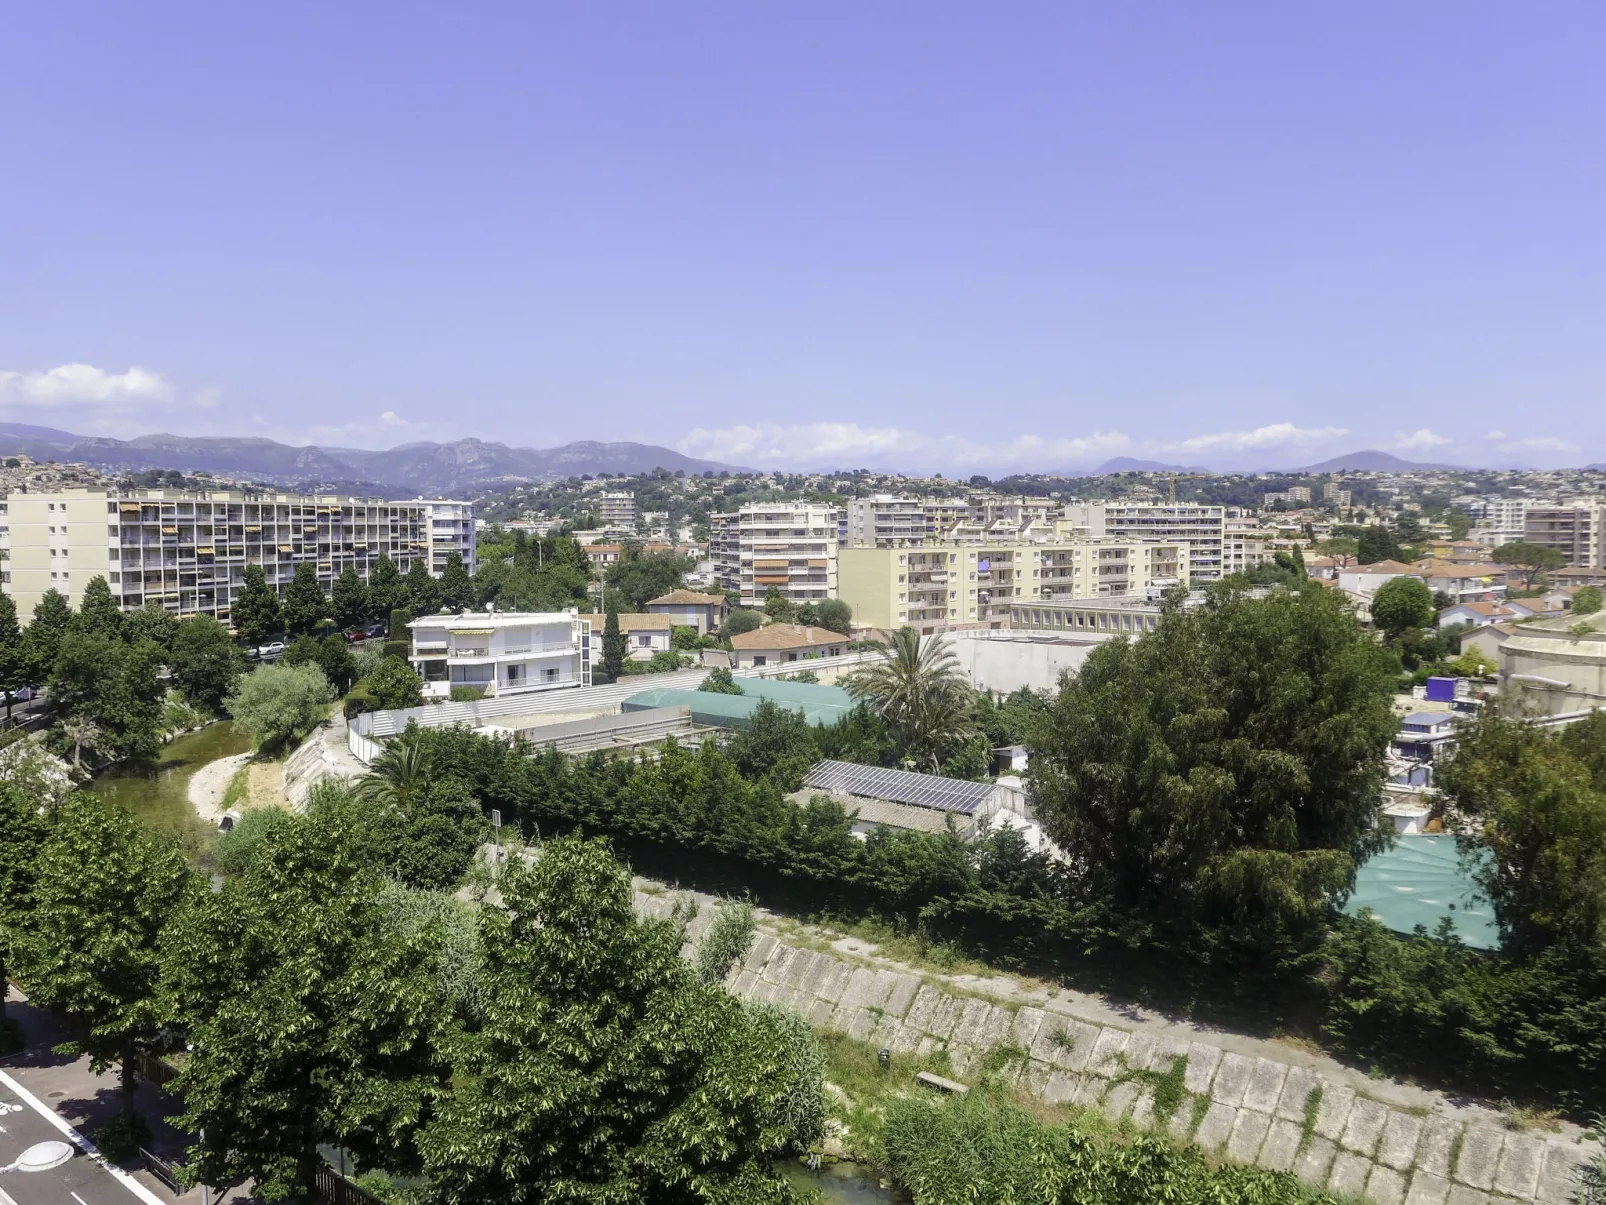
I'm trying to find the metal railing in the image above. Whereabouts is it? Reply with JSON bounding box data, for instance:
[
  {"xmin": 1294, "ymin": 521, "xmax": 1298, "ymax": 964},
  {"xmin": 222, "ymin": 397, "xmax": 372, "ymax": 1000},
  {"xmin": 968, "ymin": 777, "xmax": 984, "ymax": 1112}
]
[{"xmin": 314, "ymin": 1165, "xmax": 386, "ymax": 1205}]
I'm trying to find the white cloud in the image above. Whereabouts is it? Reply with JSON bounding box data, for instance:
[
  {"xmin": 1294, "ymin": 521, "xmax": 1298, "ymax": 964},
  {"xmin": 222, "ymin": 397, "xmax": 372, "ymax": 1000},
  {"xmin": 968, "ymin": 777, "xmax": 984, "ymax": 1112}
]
[
  {"xmin": 252, "ymin": 409, "xmax": 450, "ymax": 450},
  {"xmin": 676, "ymin": 422, "xmax": 1131, "ymax": 471},
  {"xmin": 1392, "ymin": 428, "xmax": 1452, "ymax": 451},
  {"xmin": 1483, "ymin": 430, "xmax": 1507, "ymax": 441},
  {"xmin": 1498, "ymin": 435, "xmax": 1581, "ymax": 454},
  {"xmin": 1159, "ymin": 422, "xmax": 1348, "ymax": 455},
  {"xmin": 0, "ymin": 362, "xmax": 219, "ymax": 438}
]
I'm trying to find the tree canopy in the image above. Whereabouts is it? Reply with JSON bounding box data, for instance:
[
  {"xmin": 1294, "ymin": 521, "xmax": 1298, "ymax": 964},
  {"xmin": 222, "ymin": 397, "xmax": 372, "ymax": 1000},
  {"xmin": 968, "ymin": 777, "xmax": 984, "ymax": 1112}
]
[
  {"xmin": 1493, "ymin": 541, "xmax": 1568, "ymax": 587},
  {"xmin": 226, "ymin": 662, "xmax": 334, "ymax": 749},
  {"xmin": 1371, "ymin": 575, "xmax": 1435, "ymax": 635},
  {"xmin": 843, "ymin": 628, "xmax": 976, "ymax": 773},
  {"xmin": 332, "ymin": 566, "xmax": 372, "ymax": 630},
  {"xmin": 1029, "ymin": 583, "xmax": 1398, "ymax": 953},
  {"xmin": 283, "ymin": 563, "xmax": 329, "ymax": 636},
  {"xmin": 170, "ymin": 616, "xmax": 248, "ymax": 711},
  {"xmin": 232, "ymin": 564, "xmax": 283, "ymax": 645}
]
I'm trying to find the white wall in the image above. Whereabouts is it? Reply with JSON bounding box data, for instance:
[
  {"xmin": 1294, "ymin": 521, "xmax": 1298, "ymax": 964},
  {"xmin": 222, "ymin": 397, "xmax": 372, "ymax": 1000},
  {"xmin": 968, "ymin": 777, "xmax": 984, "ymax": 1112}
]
[{"xmin": 947, "ymin": 633, "xmax": 1098, "ymax": 694}]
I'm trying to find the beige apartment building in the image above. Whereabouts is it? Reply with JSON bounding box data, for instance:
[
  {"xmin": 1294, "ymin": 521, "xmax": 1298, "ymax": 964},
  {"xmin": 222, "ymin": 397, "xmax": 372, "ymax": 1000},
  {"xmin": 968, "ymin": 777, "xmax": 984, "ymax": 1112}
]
[
  {"xmin": 1059, "ymin": 502, "xmax": 1226, "ymax": 581},
  {"xmin": 712, "ymin": 502, "xmax": 839, "ymax": 608},
  {"xmin": 596, "ymin": 492, "xmax": 637, "ymax": 529},
  {"xmin": 844, "ymin": 493, "xmax": 1059, "ymax": 547},
  {"xmin": 1524, "ymin": 502, "xmax": 1605, "ymax": 569},
  {"xmin": 1, "ymin": 488, "xmax": 474, "ymax": 624},
  {"xmin": 839, "ymin": 539, "xmax": 1188, "ymax": 633}
]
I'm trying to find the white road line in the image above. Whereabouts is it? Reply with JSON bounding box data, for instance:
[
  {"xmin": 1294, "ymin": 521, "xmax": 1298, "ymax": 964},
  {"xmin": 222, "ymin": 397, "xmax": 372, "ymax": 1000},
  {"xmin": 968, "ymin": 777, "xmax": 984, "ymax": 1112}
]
[
  {"xmin": 0, "ymin": 1185, "xmax": 17, "ymax": 1205},
  {"xmin": 0, "ymin": 1070, "xmax": 167, "ymax": 1205},
  {"xmin": 73, "ymin": 1193, "xmax": 91, "ymax": 1205}
]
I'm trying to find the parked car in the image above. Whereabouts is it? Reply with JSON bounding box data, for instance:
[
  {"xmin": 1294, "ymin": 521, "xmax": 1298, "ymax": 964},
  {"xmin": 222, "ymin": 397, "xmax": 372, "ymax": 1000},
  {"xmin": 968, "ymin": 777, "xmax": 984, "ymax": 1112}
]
[
  {"xmin": 343, "ymin": 628, "xmax": 367, "ymax": 643},
  {"xmin": 10, "ymin": 685, "xmax": 38, "ymax": 702},
  {"xmin": 365, "ymin": 622, "xmax": 387, "ymax": 638},
  {"xmin": 255, "ymin": 641, "xmax": 286, "ymax": 659}
]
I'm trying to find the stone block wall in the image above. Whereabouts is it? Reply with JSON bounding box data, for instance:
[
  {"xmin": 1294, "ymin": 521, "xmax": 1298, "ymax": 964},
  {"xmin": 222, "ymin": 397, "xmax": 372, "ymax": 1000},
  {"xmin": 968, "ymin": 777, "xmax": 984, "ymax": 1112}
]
[{"xmin": 637, "ymin": 888, "xmax": 1600, "ymax": 1205}]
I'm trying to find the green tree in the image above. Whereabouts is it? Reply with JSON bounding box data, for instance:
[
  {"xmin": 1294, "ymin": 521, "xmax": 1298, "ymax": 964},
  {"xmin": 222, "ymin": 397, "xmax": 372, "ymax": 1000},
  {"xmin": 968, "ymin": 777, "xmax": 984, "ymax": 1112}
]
[
  {"xmin": 1573, "ymin": 586, "xmax": 1602, "ymax": 617},
  {"xmin": 414, "ymin": 836, "xmax": 811, "ymax": 1204},
  {"xmin": 724, "ymin": 608, "xmax": 763, "ymax": 636},
  {"xmin": 601, "ymin": 602, "xmax": 625, "ymax": 683},
  {"xmin": 0, "ymin": 784, "xmax": 46, "ymax": 1048},
  {"xmin": 124, "ymin": 600, "xmax": 178, "ymax": 652},
  {"xmin": 0, "ymin": 593, "xmax": 25, "ymax": 720},
  {"xmin": 726, "ymin": 699, "xmax": 817, "ymax": 790},
  {"xmin": 798, "ymin": 598, "xmax": 852, "ymax": 635},
  {"xmin": 232, "ymin": 563, "xmax": 282, "ymax": 645},
  {"xmin": 1445, "ymin": 509, "xmax": 1474, "ymax": 540},
  {"xmin": 75, "ymin": 575, "xmax": 125, "ymax": 639},
  {"xmin": 316, "ymin": 635, "xmax": 358, "ymax": 695},
  {"xmin": 763, "ymin": 586, "xmax": 798, "ymax": 623},
  {"xmin": 1371, "ymin": 575, "xmax": 1435, "ymax": 636},
  {"xmin": 15, "ymin": 792, "xmax": 191, "ymax": 1115},
  {"xmin": 226, "ymin": 663, "xmax": 334, "ymax": 749},
  {"xmin": 282, "ymin": 563, "xmax": 328, "ymax": 636},
  {"xmin": 368, "ymin": 657, "xmax": 425, "ymax": 710},
  {"xmin": 20, "ymin": 588, "xmax": 73, "ymax": 687},
  {"xmin": 163, "ymin": 807, "xmax": 449, "ymax": 1201},
  {"xmin": 843, "ymin": 627, "xmax": 976, "ymax": 772},
  {"xmin": 437, "ymin": 551, "xmax": 475, "ymax": 614},
  {"xmin": 170, "ymin": 615, "xmax": 248, "ymax": 711},
  {"xmin": 1029, "ymin": 583, "xmax": 1398, "ymax": 952},
  {"xmin": 1493, "ymin": 541, "xmax": 1568, "ymax": 588},
  {"xmin": 1437, "ymin": 712, "xmax": 1606, "ymax": 954},
  {"xmin": 404, "ymin": 557, "xmax": 442, "ymax": 616},
  {"xmin": 605, "ymin": 549, "xmax": 693, "ymax": 611},
  {"xmin": 1357, "ymin": 525, "xmax": 1401, "ymax": 565},
  {"xmin": 368, "ymin": 553, "xmax": 405, "ymax": 621},
  {"xmin": 698, "ymin": 667, "xmax": 744, "ymax": 694},
  {"xmin": 331, "ymin": 566, "xmax": 372, "ymax": 631},
  {"xmin": 48, "ymin": 633, "xmax": 167, "ymax": 761}
]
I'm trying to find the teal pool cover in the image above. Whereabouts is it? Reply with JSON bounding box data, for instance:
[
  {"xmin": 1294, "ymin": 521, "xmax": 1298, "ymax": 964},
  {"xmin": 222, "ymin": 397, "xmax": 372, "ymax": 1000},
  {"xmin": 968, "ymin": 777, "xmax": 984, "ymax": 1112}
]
[
  {"xmin": 1342, "ymin": 835, "xmax": 1500, "ymax": 950},
  {"xmin": 621, "ymin": 678, "xmax": 857, "ymax": 729}
]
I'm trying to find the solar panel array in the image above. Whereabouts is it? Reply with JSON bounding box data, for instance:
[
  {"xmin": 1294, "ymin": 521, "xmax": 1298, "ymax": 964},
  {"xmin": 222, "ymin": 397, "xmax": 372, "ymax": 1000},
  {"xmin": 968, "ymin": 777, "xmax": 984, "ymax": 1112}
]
[{"xmin": 804, "ymin": 759, "xmax": 996, "ymax": 815}]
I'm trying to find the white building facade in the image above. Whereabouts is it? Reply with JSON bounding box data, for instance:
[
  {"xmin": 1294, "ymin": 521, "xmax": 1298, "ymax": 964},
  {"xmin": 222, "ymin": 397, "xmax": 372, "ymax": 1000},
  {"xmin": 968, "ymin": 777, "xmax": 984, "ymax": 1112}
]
[
  {"xmin": 409, "ymin": 609, "xmax": 592, "ymax": 699},
  {"xmin": 712, "ymin": 503, "xmax": 840, "ymax": 608},
  {"xmin": 1061, "ymin": 503, "xmax": 1227, "ymax": 581}
]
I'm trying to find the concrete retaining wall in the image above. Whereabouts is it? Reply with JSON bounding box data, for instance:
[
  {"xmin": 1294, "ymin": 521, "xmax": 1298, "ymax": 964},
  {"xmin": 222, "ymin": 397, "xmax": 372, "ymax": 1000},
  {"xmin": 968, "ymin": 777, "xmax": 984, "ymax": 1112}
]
[{"xmin": 635, "ymin": 888, "xmax": 1599, "ymax": 1205}]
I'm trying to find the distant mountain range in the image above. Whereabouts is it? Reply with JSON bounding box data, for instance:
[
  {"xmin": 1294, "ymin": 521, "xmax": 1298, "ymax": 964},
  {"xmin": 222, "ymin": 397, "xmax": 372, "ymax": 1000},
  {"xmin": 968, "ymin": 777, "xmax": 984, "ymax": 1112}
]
[
  {"xmin": 0, "ymin": 424, "xmax": 736, "ymax": 496},
  {"xmin": 1292, "ymin": 449, "xmax": 1462, "ymax": 473},
  {"xmin": 1089, "ymin": 457, "xmax": 1212, "ymax": 474}
]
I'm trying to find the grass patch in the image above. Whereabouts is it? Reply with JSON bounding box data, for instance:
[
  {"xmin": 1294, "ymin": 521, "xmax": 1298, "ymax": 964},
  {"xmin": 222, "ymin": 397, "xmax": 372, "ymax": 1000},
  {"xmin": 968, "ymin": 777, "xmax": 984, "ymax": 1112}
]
[
  {"xmin": 1447, "ymin": 1130, "xmax": 1464, "ymax": 1176},
  {"xmin": 219, "ymin": 764, "xmax": 251, "ymax": 813},
  {"xmin": 818, "ymin": 1029, "xmax": 957, "ymax": 1164},
  {"xmin": 1111, "ymin": 1052, "xmax": 1190, "ymax": 1124},
  {"xmin": 1500, "ymin": 1102, "xmax": 1564, "ymax": 1132},
  {"xmin": 1299, "ymin": 1085, "xmax": 1323, "ymax": 1155}
]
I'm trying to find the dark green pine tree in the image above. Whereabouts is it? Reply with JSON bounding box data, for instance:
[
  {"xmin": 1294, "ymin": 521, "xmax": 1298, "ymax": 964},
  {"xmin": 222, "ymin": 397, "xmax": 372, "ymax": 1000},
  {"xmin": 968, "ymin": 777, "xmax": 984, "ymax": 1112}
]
[
  {"xmin": 601, "ymin": 603, "xmax": 625, "ymax": 683},
  {"xmin": 438, "ymin": 552, "xmax": 474, "ymax": 613},
  {"xmin": 21, "ymin": 589, "xmax": 74, "ymax": 687},
  {"xmin": 367, "ymin": 554, "xmax": 404, "ymax": 623},
  {"xmin": 404, "ymin": 557, "xmax": 442, "ymax": 617},
  {"xmin": 75, "ymin": 575, "xmax": 125, "ymax": 640},
  {"xmin": 0, "ymin": 593, "xmax": 23, "ymax": 720},
  {"xmin": 232, "ymin": 564, "xmax": 282, "ymax": 645},
  {"xmin": 331, "ymin": 566, "xmax": 371, "ymax": 631},
  {"xmin": 282, "ymin": 564, "xmax": 329, "ymax": 636}
]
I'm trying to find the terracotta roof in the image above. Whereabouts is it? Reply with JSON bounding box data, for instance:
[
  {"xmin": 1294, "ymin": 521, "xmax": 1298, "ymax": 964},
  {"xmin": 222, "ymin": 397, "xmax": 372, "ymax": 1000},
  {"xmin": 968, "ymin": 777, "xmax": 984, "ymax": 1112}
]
[
  {"xmin": 1445, "ymin": 601, "xmax": 1515, "ymax": 617},
  {"xmin": 1414, "ymin": 559, "xmax": 1504, "ymax": 577},
  {"xmin": 647, "ymin": 589, "xmax": 727, "ymax": 606},
  {"xmin": 580, "ymin": 612, "xmax": 672, "ymax": 632},
  {"xmin": 729, "ymin": 623, "xmax": 847, "ymax": 651},
  {"xmin": 1354, "ymin": 560, "xmax": 1421, "ymax": 575}
]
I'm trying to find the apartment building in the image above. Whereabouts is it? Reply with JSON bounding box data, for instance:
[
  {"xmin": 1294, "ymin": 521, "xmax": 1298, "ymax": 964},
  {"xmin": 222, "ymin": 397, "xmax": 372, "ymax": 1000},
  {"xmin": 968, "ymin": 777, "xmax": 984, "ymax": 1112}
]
[
  {"xmin": 1263, "ymin": 486, "xmax": 1311, "ymax": 506},
  {"xmin": 1460, "ymin": 496, "xmax": 1535, "ymax": 547},
  {"xmin": 1524, "ymin": 502, "xmax": 1605, "ymax": 569},
  {"xmin": 409, "ymin": 610, "xmax": 591, "ymax": 699},
  {"xmin": 1060, "ymin": 502, "xmax": 1226, "ymax": 580},
  {"xmin": 597, "ymin": 492, "xmax": 637, "ymax": 529},
  {"xmin": 842, "ymin": 493, "xmax": 1058, "ymax": 547},
  {"xmin": 1223, "ymin": 516, "xmax": 1274, "ymax": 576},
  {"xmin": 1, "ymin": 488, "xmax": 472, "ymax": 623},
  {"xmin": 1324, "ymin": 483, "xmax": 1352, "ymax": 508},
  {"xmin": 839, "ymin": 539, "xmax": 1188, "ymax": 633},
  {"xmin": 712, "ymin": 503, "xmax": 839, "ymax": 607},
  {"xmin": 421, "ymin": 499, "xmax": 478, "ymax": 575}
]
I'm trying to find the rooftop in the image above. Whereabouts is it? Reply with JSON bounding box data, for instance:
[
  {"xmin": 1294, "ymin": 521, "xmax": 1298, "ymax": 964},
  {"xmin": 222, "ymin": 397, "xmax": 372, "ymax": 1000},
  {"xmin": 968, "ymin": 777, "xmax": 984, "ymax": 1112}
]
[
  {"xmin": 804, "ymin": 759, "xmax": 999, "ymax": 816},
  {"xmin": 411, "ymin": 609, "xmax": 578, "ymax": 630},
  {"xmin": 728, "ymin": 623, "xmax": 849, "ymax": 651},
  {"xmin": 581, "ymin": 613, "xmax": 672, "ymax": 632},
  {"xmin": 648, "ymin": 589, "xmax": 727, "ymax": 606}
]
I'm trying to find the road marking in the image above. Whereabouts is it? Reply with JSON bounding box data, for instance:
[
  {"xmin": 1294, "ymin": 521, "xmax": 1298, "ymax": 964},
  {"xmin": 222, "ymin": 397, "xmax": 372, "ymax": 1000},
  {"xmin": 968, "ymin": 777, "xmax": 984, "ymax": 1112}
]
[
  {"xmin": 73, "ymin": 1194, "xmax": 91, "ymax": 1205},
  {"xmin": 0, "ymin": 1070, "xmax": 167, "ymax": 1205},
  {"xmin": 0, "ymin": 1184, "xmax": 18, "ymax": 1205}
]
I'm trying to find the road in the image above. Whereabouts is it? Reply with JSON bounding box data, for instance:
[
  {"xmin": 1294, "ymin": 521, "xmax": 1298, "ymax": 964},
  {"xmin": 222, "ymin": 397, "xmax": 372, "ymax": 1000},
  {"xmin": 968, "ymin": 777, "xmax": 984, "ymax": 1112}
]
[{"xmin": 0, "ymin": 1073, "xmax": 164, "ymax": 1205}]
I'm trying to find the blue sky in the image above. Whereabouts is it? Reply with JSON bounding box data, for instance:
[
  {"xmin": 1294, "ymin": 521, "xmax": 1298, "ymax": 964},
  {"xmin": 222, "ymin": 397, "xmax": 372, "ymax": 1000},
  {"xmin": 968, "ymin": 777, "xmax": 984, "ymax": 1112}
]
[{"xmin": 2, "ymin": 3, "xmax": 1603, "ymax": 472}]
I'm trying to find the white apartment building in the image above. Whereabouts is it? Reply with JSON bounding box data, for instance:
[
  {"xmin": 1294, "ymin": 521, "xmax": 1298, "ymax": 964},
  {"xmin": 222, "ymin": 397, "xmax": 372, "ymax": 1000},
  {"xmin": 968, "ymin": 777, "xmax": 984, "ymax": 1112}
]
[
  {"xmin": 420, "ymin": 499, "xmax": 477, "ymax": 576},
  {"xmin": 1, "ymin": 488, "xmax": 474, "ymax": 623},
  {"xmin": 597, "ymin": 492, "xmax": 637, "ymax": 529},
  {"xmin": 409, "ymin": 609, "xmax": 591, "ymax": 699},
  {"xmin": 844, "ymin": 493, "xmax": 1061, "ymax": 547},
  {"xmin": 1459, "ymin": 497, "xmax": 1535, "ymax": 548},
  {"xmin": 1324, "ymin": 483, "xmax": 1353, "ymax": 508},
  {"xmin": 1060, "ymin": 503, "xmax": 1226, "ymax": 581},
  {"xmin": 839, "ymin": 539, "xmax": 1188, "ymax": 633},
  {"xmin": 712, "ymin": 503, "xmax": 839, "ymax": 607},
  {"xmin": 1223, "ymin": 517, "xmax": 1274, "ymax": 576},
  {"xmin": 1008, "ymin": 594, "xmax": 1167, "ymax": 638},
  {"xmin": 1263, "ymin": 487, "xmax": 1312, "ymax": 506},
  {"xmin": 1524, "ymin": 502, "xmax": 1605, "ymax": 569}
]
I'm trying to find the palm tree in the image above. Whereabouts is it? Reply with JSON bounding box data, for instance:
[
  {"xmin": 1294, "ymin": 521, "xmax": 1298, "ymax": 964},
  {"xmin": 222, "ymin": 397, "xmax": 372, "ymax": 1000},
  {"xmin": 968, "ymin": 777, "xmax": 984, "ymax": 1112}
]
[
  {"xmin": 842, "ymin": 627, "xmax": 976, "ymax": 772},
  {"xmin": 357, "ymin": 739, "xmax": 431, "ymax": 811}
]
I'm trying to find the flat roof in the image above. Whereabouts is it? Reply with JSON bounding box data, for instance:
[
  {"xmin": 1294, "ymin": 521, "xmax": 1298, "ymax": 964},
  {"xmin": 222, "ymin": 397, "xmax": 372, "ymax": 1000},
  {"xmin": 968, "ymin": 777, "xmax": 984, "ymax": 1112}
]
[{"xmin": 804, "ymin": 759, "xmax": 997, "ymax": 816}]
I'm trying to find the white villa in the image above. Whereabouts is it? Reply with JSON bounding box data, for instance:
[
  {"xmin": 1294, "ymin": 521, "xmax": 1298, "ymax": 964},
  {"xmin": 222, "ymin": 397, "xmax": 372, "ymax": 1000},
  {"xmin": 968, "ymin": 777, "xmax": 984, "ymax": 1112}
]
[{"xmin": 408, "ymin": 610, "xmax": 592, "ymax": 700}]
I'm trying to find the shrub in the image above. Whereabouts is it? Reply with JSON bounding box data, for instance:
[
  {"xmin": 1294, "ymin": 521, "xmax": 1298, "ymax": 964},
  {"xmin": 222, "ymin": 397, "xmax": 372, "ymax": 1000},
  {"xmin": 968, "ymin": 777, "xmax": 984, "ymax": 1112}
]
[
  {"xmin": 93, "ymin": 1110, "xmax": 153, "ymax": 1164},
  {"xmin": 697, "ymin": 667, "xmax": 743, "ymax": 695},
  {"xmin": 694, "ymin": 898, "xmax": 756, "ymax": 985},
  {"xmin": 225, "ymin": 663, "xmax": 334, "ymax": 750},
  {"xmin": 214, "ymin": 807, "xmax": 293, "ymax": 876}
]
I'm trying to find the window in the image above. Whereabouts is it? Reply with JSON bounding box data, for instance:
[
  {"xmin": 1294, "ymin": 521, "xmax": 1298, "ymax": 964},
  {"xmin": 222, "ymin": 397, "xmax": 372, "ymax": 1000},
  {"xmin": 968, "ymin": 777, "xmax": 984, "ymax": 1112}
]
[
  {"xmin": 507, "ymin": 665, "xmax": 521, "ymax": 682},
  {"xmin": 753, "ymin": 655, "xmax": 767, "ymax": 666}
]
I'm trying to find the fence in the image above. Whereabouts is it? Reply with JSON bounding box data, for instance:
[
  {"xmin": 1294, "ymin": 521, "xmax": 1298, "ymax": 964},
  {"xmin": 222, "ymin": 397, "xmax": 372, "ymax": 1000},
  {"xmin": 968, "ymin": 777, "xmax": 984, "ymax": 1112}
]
[
  {"xmin": 315, "ymin": 1164, "xmax": 387, "ymax": 1205},
  {"xmin": 139, "ymin": 1148, "xmax": 185, "ymax": 1193}
]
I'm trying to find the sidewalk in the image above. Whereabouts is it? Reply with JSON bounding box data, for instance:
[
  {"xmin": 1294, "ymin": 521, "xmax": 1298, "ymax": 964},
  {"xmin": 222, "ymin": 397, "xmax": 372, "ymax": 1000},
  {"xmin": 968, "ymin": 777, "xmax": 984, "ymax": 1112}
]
[{"xmin": 1, "ymin": 985, "xmax": 250, "ymax": 1204}]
